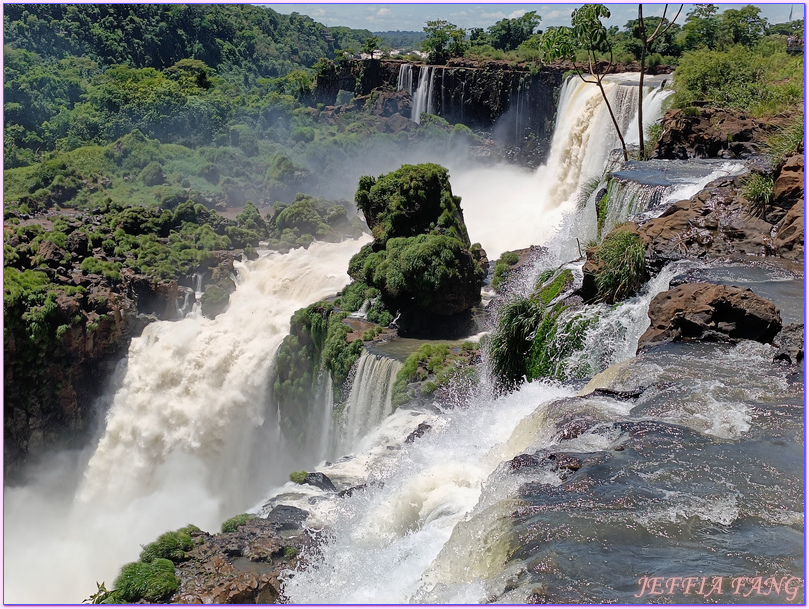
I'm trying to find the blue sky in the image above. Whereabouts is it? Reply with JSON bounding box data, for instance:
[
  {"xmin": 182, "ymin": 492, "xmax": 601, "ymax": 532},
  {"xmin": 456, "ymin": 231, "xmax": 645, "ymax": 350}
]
[{"xmin": 261, "ymin": 3, "xmax": 804, "ymax": 32}]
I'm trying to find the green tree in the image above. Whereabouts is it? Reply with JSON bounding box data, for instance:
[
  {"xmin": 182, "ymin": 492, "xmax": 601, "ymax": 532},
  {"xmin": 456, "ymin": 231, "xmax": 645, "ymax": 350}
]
[
  {"xmin": 421, "ymin": 20, "xmax": 467, "ymax": 64},
  {"xmin": 541, "ymin": 4, "xmax": 629, "ymax": 161},
  {"xmin": 361, "ymin": 35, "xmax": 382, "ymax": 58},
  {"xmin": 487, "ymin": 11, "xmax": 542, "ymax": 51},
  {"xmin": 634, "ymin": 4, "xmax": 683, "ymax": 158},
  {"xmin": 720, "ymin": 5, "xmax": 768, "ymax": 48},
  {"xmin": 682, "ymin": 4, "xmax": 720, "ymax": 50}
]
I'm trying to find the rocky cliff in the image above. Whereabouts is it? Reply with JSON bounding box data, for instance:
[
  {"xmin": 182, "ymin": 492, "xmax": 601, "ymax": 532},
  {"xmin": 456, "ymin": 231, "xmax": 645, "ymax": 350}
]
[{"xmin": 314, "ymin": 59, "xmax": 562, "ymax": 163}]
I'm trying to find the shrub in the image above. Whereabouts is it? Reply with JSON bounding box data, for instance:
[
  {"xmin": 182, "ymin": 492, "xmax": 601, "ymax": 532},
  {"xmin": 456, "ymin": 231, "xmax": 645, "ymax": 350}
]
[
  {"xmin": 767, "ymin": 113, "xmax": 804, "ymax": 162},
  {"xmin": 221, "ymin": 513, "xmax": 256, "ymax": 533},
  {"xmin": 491, "ymin": 250, "xmax": 520, "ymax": 291},
  {"xmin": 139, "ymin": 530, "xmax": 194, "ymax": 563},
  {"xmin": 139, "ymin": 161, "xmax": 165, "ymax": 186},
  {"xmin": 290, "ymin": 471, "xmax": 307, "ymax": 484},
  {"xmin": 743, "ymin": 173, "xmax": 774, "ymax": 216},
  {"xmin": 487, "ymin": 296, "xmax": 545, "ymax": 392},
  {"xmin": 593, "ymin": 228, "xmax": 647, "ymax": 303},
  {"xmin": 112, "ymin": 558, "xmax": 178, "ymax": 603}
]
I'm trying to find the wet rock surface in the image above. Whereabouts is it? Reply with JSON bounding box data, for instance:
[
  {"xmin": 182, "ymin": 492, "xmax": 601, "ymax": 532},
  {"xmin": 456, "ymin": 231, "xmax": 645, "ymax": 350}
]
[
  {"xmin": 653, "ymin": 108, "xmax": 789, "ymax": 160},
  {"xmin": 171, "ymin": 516, "xmax": 312, "ymax": 604},
  {"xmin": 638, "ymin": 282, "xmax": 782, "ymax": 350}
]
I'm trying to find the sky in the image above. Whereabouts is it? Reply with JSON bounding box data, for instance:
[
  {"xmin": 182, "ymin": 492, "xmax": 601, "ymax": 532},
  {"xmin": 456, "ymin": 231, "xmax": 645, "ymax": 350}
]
[{"xmin": 261, "ymin": 3, "xmax": 804, "ymax": 32}]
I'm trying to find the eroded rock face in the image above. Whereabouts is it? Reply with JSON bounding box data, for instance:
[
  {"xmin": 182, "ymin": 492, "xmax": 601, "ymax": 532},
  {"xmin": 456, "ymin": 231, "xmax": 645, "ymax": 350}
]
[
  {"xmin": 639, "ymin": 176, "xmax": 777, "ymax": 263},
  {"xmin": 638, "ymin": 283, "xmax": 782, "ymax": 350},
  {"xmin": 773, "ymin": 198, "xmax": 804, "ymax": 260},
  {"xmin": 653, "ymin": 108, "xmax": 786, "ymax": 160},
  {"xmin": 771, "ymin": 152, "xmax": 805, "ymax": 223},
  {"xmin": 172, "ymin": 516, "xmax": 311, "ymax": 604}
]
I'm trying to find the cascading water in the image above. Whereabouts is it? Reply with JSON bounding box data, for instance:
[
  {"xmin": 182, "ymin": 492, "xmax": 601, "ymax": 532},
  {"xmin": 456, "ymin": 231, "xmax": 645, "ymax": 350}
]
[
  {"xmin": 412, "ymin": 66, "xmax": 434, "ymax": 124},
  {"xmin": 3, "ymin": 237, "xmax": 370, "ymax": 603},
  {"xmin": 333, "ymin": 351, "xmax": 403, "ymax": 458},
  {"xmin": 397, "ymin": 63, "xmax": 414, "ymax": 96},
  {"xmin": 279, "ymin": 74, "xmax": 803, "ymax": 604}
]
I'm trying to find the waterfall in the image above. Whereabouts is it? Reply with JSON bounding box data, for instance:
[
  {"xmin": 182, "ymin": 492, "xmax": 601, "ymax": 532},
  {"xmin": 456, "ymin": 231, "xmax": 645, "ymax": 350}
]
[
  {"xmin": 2, "ymin": 237, "xmax": 371, "ymax": 604},
  {"xmin": 333, "ymin": 351, "xmax": 403, "ymax": 457},
  {"xmin": 397, "ymin": 63, "xmax": 414, "ymax": 96},
  {"xmin": 412, "ymin": 66, "xmax": 434, "ymax": 124}
]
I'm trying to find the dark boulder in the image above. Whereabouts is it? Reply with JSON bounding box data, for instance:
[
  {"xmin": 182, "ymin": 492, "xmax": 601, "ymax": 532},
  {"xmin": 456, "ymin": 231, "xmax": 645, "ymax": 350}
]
[
  {"xmin": 303, "ymin": 471, "xmax": 337, "ymax": 492},
  {"xmin": 638, "ymin": 283, "xmax": 782, "ymax": 350},
  {"xmin": 405, "ymin": 422, "xmax": 432, "ymax": 443},
  {"xmin": 265, "ymin": 504, "xmax": 309, "ymax": 531}
]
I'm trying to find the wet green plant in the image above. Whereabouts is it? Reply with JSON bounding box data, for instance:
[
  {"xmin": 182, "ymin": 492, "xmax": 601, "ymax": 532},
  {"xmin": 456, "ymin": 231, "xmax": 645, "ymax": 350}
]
[
  {"xmin": 593, "ymin": 228, "xmax": 647, "ymax": 303},
  {"xmin": 221, "ymin": 513, "xmax": 257, "ymax": 533},
  {"xmin": 289, "ymin": 471, "xmax": 308, "ymax": 484},
  {"xmin": 491, "ymin": 251, "xmax": 519, "ymax": 291},
  {"xmin": 487, "ymin": 296, "xmax": 545, "ymax": 392},
  {"xmin": 110, "ymin": 558, "xmax": 178, "ymax": 603},
  {"xmin": 139, "ymin": 528, "xmax": 196, "ymax": 563},
  {"xmin": 535, "ymin": 269, "xmax": 573, "ymax": 305}
]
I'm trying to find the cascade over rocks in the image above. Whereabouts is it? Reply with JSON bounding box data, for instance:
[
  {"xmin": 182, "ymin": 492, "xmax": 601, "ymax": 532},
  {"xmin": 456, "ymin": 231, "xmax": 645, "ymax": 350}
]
[{"xmin": 637, "ymin": 282, "xmax": 782, "ymax": 350}]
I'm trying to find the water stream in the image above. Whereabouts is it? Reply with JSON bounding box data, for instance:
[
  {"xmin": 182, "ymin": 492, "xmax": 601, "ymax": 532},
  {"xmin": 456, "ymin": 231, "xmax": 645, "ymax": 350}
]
[{"xmin": 4, "ymin": 71, "xmax": 802, "ymax": 604}]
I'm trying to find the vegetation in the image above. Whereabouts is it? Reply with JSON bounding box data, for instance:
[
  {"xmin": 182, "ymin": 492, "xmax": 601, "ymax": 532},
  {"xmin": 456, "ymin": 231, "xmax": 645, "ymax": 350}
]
[
  {"xmin": 487, "ymin": 296, "xmax": 545, "ymax": 392},
  {"xmin": 743, "ymin": 173, "xmax": 775, "ymax": 217},
  {"xmin": 540, "ymin": 4, "xmax": 629, "ymax": 161},
  {"xmin": 108, "ymin": 558, "xmax": 179, "ymax": 603},
  {"xmin": 491, "ymin": 251, "xmax": 520, "ymax": 291},
  {"xmin": 592, "ymin": 227, "xmax": 647, "ymax": 303},
  {"xmin": 421, "ymin": 20, "xmax": 467, "ymax": 64},
  {"xmin": 766, "ymin": 113, "xmax": 804, "ymax": 162},
  {"xmin": 99, "ymin": 523, "xmax": 201, "ymax": 603},
  {"xmin": 671, "ymin": 45, "xmax": 804, "ymax": 116},
  {"xmin": 140, "ymin": 526, "xmax": 198, "ymax": 563},
  {"xmin": 273, "ymin": 300, "xmax": 364, "ymax": 444},
  {"xmin": 350, "ymin": 164, "xmax": 485, "ymax": 315},
  {"xmin": 469, "ymin": 12, "xmax": 542, "ymax": 52},
  {"xmin": 392, "ymin": 342, "xmax": 479, "ymax": 407},
  {"xmin": 289, "ymin": 471, "xmax": 308, "ymax": 484},
  {"xmin": 221, "ymin": 513, "xmax": 257, "ymax": 533}
]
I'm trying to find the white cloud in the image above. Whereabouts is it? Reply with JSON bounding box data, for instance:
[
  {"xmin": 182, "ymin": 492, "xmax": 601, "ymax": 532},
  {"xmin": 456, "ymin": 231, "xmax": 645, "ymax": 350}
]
[
  {"xmin": 366, "ymin": 7, "xmax": 393, "ymax": 23},
  {"xmin": 508, "ymin": 9, "xmax": 527, "ymax": 19},
  {"xmin": 480, "ymin": 11, "xmax": 506, "ymax": 21},
  {"xmin": 545, "ymin": 10, "xmax": 565, "ymax": 20}
]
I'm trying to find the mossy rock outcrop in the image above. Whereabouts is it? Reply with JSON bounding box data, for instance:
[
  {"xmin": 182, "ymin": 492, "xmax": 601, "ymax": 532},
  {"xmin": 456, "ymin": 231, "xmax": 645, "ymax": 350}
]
[{"xmin": 349, "ymin": 163, "xmax": 487, "ymax": 319}]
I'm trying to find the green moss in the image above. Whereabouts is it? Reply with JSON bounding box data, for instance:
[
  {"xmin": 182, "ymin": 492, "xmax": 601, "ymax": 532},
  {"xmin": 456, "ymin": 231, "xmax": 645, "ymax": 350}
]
[
  {"xmin": 221, "ymin": 513, "xmax": 257, "ymax": 533},
  {"xmin": 392, "ymin": 342, "xmax": 478, "ymax": 407},
  {"xmin": 491, "ymin": 250, "xmax": 520, "ymax": 291},
  {"xmin": 535, "ymin": 269, "xmax": 573, "ymax": 305}
]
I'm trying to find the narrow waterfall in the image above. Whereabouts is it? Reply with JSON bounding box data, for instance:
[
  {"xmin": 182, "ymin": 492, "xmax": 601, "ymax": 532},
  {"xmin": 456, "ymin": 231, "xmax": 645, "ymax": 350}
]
[
  {"xmin": 412, "ymin": 66, "xmax": 433, "ymax": 124},
  {"xmin": 397, "ymin": 63, "xmax": 414, "ymax": 96},
  {"xmin": 333, "ymin": 351, "xmax": 403, "ymax": 457}
]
